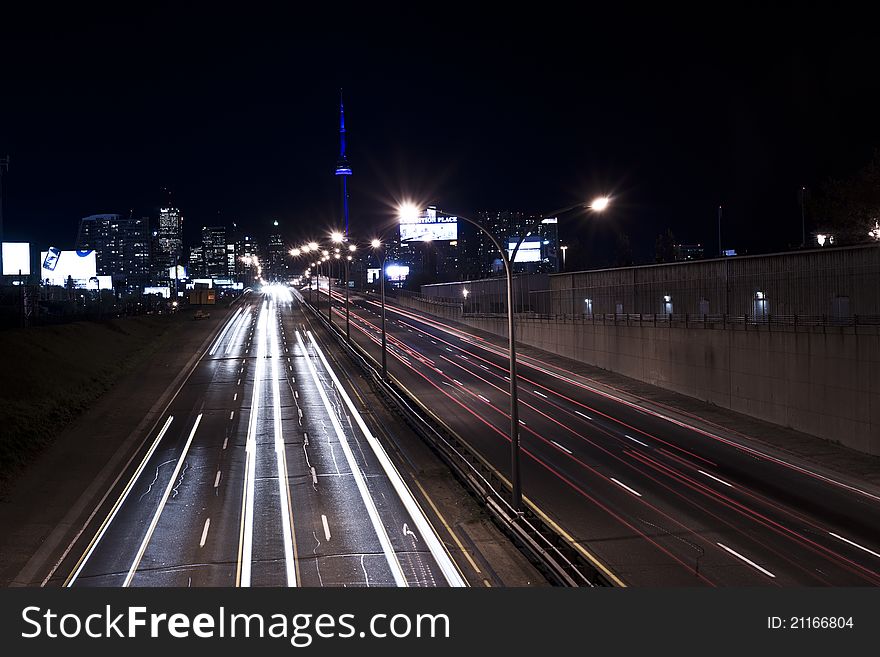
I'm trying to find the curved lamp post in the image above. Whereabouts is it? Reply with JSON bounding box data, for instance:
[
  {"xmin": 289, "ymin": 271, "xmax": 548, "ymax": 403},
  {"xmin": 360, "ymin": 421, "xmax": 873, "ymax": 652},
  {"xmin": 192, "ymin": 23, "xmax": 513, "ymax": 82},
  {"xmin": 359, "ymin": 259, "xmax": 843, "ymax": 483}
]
[{"xmin": 399, "ymin": 197, "xmax": 610, "ymax": 512}]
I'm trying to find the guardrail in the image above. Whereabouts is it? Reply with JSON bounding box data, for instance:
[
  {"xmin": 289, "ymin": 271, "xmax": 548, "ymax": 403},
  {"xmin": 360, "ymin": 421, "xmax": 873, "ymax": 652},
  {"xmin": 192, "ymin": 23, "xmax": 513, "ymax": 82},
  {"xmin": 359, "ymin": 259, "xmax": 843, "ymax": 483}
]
[{"xmin": 298, "ymin": 290, "xmax": 617, "ymax": 587}]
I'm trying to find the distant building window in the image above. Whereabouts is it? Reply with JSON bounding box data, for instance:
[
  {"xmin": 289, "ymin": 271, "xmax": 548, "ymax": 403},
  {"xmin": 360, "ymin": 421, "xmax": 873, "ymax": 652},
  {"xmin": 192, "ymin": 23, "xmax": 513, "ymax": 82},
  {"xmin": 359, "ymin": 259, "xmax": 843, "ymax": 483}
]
[
  {"xmin": 832, "ymin": 296, "xmax": 850, "ymax": 318},
  {"xmin": 698, "ymin": 297, "xmax": 710, "ymax": 316}
]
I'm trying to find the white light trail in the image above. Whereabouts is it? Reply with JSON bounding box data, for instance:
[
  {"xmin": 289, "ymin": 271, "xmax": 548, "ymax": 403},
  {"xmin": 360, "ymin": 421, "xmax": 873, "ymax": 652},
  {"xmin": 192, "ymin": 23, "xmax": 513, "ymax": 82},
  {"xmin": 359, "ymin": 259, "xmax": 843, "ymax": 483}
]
[
  {"xmin": 65, "ymin": 415, "xmax": 174, "ymax": 587},
  {"xmin": 238, "ymin": 304, "xmax": 267, "ymax": 587},
  {"xmin": 269, "ymin": 298, "xmax": 297, "ymax": 586},
  {"xmin": 295, "ymin": 330, "xmax": 408, "ymax": 587},
  {"xmin": 306, "ymin": 330, "xmax": 467, "ymax": 587},
  {"xmin": 123, "ymin": 413, "xmax": 203, "ymax": 587},
  {"xmin": 208, "ymin": 307, "xmax": 243, "ymax": 356},
  {"xmin": 625, "ymin": 434, "xmax": 649, "ymax": 447},
  {"xmin": 225, "ymin": 308, "xmax": 252, "ymax": 354}
]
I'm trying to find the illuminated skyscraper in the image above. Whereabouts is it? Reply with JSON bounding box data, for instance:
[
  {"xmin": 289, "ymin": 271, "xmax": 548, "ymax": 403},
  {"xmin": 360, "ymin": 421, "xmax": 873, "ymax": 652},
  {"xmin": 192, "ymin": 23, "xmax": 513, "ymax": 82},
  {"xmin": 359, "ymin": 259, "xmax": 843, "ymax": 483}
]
[
  {"xmin": 75, "ymin": 213, "xmax": 150, "ymax": 289},
  {"xmin": 157, "ymin": 205, "xmax": 183, "ymax": 276},
  {"xmin": 201, "ymin": 225, "xmax": 227, "ymax": 278}
]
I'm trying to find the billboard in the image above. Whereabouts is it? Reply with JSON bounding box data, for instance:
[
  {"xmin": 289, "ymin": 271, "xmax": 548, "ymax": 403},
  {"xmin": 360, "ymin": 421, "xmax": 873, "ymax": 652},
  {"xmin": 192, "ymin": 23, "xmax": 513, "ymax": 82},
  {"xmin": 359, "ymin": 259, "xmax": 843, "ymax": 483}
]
[
  {"xmin": 399, "ymin": 207, "xmax": 458, "ymax": 242},
  {"xmin": 2, "ymin": 242, "xmax": 31, "ymax": 275},
  {"xmin": 86, "ymin": 275, "xmax": 113, "ymax": 290},
  {"xmin": 168, "ymin": 265, "xmax": 187, "ymax": 280},
  {"xmin": 385, "ymin": 264, "xmax": 410, "ymax": 282},
  {"xmin": 39, "ymin": 249, "xmax": 97, "ymax": 287},
  {"xmin": 144, "ymin": 286, "xmax": 171, "ymax": 298},
  {"xmin": 507, "ymin": 237, "xmax": 542, "ymax": 263}
]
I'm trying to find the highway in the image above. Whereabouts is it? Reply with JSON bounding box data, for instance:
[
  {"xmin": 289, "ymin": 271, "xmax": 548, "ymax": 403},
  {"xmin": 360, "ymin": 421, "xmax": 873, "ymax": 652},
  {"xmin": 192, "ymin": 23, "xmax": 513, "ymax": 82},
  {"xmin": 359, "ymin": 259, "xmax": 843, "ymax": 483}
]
[
  {"xmin": 323, "ymin": 285, "xmax": 880, "ymax": 586},
  {"xmin": 56, "ymin": 288, "xmax": 467, "ymax": 587}
]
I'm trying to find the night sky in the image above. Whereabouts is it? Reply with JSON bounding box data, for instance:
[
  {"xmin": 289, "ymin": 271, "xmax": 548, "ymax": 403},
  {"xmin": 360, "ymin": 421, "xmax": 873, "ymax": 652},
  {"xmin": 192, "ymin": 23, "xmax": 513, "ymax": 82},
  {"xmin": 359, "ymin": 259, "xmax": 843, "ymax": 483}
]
[{"xmin": 2, "ymin": 3, "xmax": 878, "ymax": 269}]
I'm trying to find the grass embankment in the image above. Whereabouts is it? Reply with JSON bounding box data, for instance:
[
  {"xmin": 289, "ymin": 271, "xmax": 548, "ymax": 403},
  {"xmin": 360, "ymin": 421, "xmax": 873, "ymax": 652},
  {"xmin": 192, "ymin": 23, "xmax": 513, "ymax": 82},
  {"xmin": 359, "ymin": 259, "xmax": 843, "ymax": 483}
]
[{"xmin": 0, "ymin": 316, "xmax": 183, "ymax": 485}]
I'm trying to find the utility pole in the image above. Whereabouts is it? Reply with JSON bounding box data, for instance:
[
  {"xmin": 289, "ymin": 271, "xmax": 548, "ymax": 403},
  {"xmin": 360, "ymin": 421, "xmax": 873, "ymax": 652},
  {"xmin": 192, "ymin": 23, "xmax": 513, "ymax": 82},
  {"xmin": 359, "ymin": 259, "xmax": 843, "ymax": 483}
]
[
  {"xmin": 717, "ymin": 204, "xmax": 723, "ymax": 257},
  {"xmin": 800, "ymin": 186, "xmax": 807, "ymax": 247},
  {"xmin": 0, "ymin": 156, "xmax": 9, "ymax": 276}
]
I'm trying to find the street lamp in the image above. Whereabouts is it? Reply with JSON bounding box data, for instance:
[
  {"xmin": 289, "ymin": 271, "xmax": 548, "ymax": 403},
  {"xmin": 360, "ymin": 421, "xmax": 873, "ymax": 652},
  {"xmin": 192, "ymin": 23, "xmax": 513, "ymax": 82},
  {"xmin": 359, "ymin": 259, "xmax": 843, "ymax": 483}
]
[
  {"xmin": 560, "ymin": 245, "xmax": 568, "ymax": 271},
  {"xmin": 332, "ymin": 231, "xmax": 354, "ymax": 340},
  {"xmin": 371, "ymin": 238, "xmax": 389, "ymax": 380},
  {"xmin": 398, "ymin": 198, "xmax": 611, "ymax": 511}
]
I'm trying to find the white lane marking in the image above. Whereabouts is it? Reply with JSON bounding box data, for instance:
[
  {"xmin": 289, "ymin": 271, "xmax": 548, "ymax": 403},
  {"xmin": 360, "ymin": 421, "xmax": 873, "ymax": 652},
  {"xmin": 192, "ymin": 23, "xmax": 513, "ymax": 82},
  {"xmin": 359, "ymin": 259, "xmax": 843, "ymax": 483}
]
[
  {"xmin": 478, "ymin": 394, "xmax": 491, "ymax": 403},
  {"xmin": 222, "ymin": 437, "xmax": 228, "ymax": 450},
  {"xmin": 229, "ymin": 411, "xmax": 235, "ymax": 420},
  {"xmin": 575, "ymin": 410, "xmax": 593, "ymax": 420},
  {"xmin": 123, "ymin": 413, "xmax": 203, "ymax": 586},
  {"xmin": 830, "ymin": 532, "xmax": 880, "ymax": 559},
  {"xmin": 237, "ymin": 378, "xmax": 241, "ymax": 386},
  {"xmin": 453, "ymin": 379, "xmax": 463, "ymax": 386},
  {"xmin": 625, "ymin": 434, "xmax": 649, "ymax": 447},
  {"xmin": 532, "ymin": 390, "xmax": 548, "ymax": 399},
  {"xmin": 698, "ymin": 470, "xmax": 734, "ymax": 487},
  {"xmin": 298, "ymin": 408, "xmax": 303, "ymax": 418},
  {"xmin": 478, "ymin": 364, "xmax": 490, "ymax": 371},
  {"xmin": 214, "ymin": 471, "xmax": 222, "ymax": 488},
  {"xmin": 716, "ymin": 542, "xmax": 776, "ymax": 578},
  {"xmin": 311, "ymin": 467, "xmax": 318, "ymax": 485},
  {"xmin": 233, "ymin": 393, "xmax": 237, "ymax": 401},
  {"xmin": 305, "ymin": 330, "xmax": 467, "ymax": 587},
  {"xmin": 303, "ymin": 432, "xmax": 309, "ymax": 446},
  {"xmin": 519, "ymin": 419, "xmax": 526, "ymax": 426},
  {"xmin": 321, "ymin": 514, "xmax": 331, "ymax": 541},
  {"xmin": 199, "ymin": 518, "xmax": 211, "ymax": 547},
  {"xmin": 610, "ymin": 477, "xmax": 642, "ymax": 497},
  {"xmin": 65, "ymin": 415, "xmax": 175, "ymax": 587},
  {"xmin": 269, "ymin": 298, "xmax": 297, "ymax": 587},
  {"xmin": 551, "ymin": 440, "xmax": 573, "ymax": 455},
  {"xmin": 295, "ymin": 330, "xmax": 407, "ymax": 587}
]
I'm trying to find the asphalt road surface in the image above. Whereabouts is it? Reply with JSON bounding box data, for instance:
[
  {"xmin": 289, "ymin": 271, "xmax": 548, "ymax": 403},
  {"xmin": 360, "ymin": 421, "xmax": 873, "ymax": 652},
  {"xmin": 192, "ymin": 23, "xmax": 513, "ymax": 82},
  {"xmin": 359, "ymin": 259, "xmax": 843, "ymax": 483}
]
[
  {"xmin": 59, "ymin": 288, "xmax": 466, "ymax": 587},
  {"xmin": 324, "ymin": 285, "xmax": 880, "ymax": 586}
]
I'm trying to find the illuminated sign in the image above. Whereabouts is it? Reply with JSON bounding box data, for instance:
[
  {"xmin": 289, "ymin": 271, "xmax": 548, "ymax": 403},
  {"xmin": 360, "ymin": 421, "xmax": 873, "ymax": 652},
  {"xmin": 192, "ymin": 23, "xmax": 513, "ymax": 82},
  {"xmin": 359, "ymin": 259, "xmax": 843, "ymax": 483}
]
[
  {"xmin": 507, "ymin": 237, "xmax": 542, "ymax": 263},
  {"xmin": 399, "ymin": 207, "xmax": 458, "ymax": 242},
  {"xmin": 86, "ymin": 275, "xmax": 113, "ymax": 290},
  {"xmin": 385, "ymin": 264, "xmax": 410, "ymax": 281},
  {"xmin": 168, "ymin": 265, "xmax": 187, "ymax": 279},
  {"xmin": 367, "ymin": 268, "xmax": 381, "ymax": 283},
  {"xmin": 39, "ymin": 249, "xmax": 97, "ymax": 287},
  {"xmin": 144, "ymin": 286, "xmax": 171, "ymax": 298},
  {"xmin": 2, "ymin": 242, "xmax": 31, "ymax": 275}
]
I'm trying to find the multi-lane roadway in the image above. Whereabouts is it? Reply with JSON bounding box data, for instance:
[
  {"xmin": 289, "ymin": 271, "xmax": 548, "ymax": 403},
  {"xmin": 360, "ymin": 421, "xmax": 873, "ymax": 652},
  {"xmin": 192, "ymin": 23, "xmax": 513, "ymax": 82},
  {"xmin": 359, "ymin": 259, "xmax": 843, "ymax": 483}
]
[
  {"xmin": 56, "ymin": 288, "xmax": 466, "ymax": 587},
  {"xmin": 324, "ymin": 285, "xmax": 880, "ymax": 586}
]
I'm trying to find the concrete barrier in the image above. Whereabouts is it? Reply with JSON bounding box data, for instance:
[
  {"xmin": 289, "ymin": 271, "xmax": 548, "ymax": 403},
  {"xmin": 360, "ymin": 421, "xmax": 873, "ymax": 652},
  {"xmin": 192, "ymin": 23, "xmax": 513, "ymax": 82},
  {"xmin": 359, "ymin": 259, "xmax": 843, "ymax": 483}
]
[{"xmin": 394, "ymin": 294, "xmax": 880, "ymax": 456}]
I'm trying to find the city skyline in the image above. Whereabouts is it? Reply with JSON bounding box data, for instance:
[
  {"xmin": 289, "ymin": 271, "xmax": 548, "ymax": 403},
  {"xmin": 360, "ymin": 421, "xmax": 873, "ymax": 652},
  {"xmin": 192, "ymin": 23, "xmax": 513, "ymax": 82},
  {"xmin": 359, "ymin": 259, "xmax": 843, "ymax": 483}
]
[{"xmin": 3, "ymin": 5, "xmax": 880, "ymax": 270}]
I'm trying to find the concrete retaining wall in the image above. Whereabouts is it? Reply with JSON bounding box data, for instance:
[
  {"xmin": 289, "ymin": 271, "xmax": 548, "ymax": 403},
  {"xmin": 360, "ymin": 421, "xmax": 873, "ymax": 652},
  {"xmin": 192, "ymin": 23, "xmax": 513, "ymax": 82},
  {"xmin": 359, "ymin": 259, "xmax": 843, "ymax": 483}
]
[{"xmin": 394, "ymin": 294, "xmax": 880, "ymax": 455}]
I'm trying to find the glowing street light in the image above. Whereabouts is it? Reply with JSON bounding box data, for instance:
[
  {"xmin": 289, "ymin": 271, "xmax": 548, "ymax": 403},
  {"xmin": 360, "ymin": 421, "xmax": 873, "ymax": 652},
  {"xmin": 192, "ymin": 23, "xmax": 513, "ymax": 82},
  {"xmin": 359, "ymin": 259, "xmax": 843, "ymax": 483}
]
[
  {"xmin": 371, "ymin": 238, "xmax": 389, "ymax": 380},
  {"xmin": 396, "ymin": 196, "xmax": 612, "ymax": 512},
  {"xmin": 589, "ymin": 196, "xmax": 611, "ymax": 212},
  {"xmin": 398, "ymin": 202, "xmax": 421, "ymax": 223}
]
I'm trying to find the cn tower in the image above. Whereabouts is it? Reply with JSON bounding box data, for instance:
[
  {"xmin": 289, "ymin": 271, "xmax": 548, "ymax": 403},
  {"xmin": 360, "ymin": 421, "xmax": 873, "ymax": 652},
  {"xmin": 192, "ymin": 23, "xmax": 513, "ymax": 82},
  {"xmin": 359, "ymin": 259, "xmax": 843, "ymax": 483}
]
[{"xmin": 335, "ymin": 90, "xmax": 352, "ymax": 237}]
